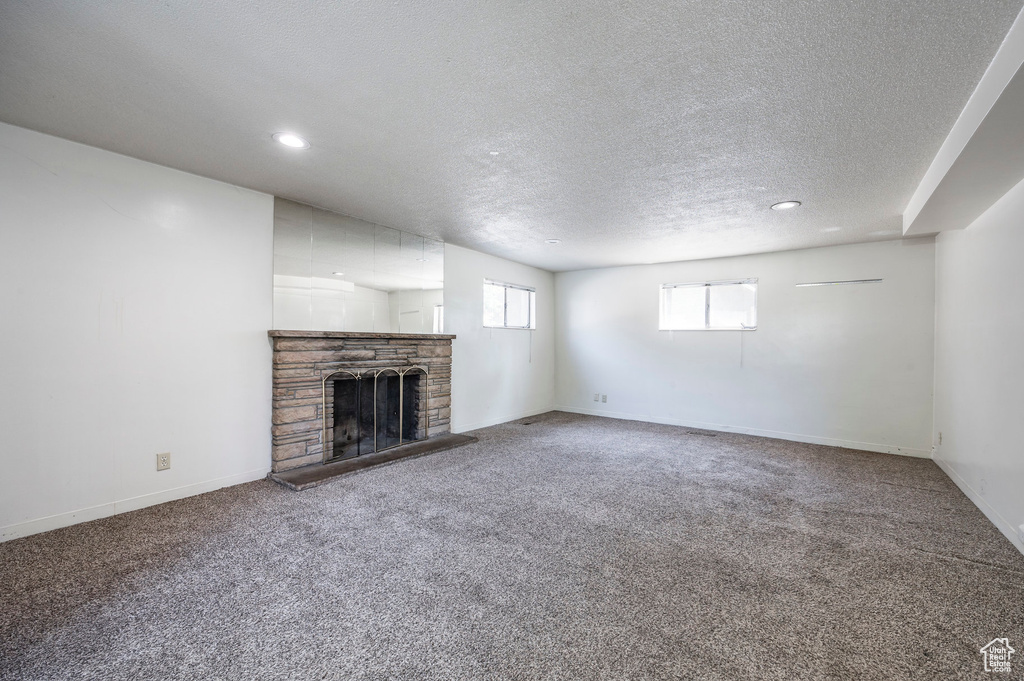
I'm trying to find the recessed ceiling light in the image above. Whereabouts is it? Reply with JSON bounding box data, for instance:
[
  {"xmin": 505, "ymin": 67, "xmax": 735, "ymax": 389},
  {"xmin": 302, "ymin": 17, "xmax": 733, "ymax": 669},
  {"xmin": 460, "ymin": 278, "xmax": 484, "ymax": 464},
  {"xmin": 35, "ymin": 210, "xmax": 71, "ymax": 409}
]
[
  {"xmin": 770, "ymin": 200, "xmax": 801, "ymax": 211},
  {"xmin": 333, "ymin": 271, "xmax": 344, "ymax": 276},
  {"xmin": 822, "ymin": 226, "xmax": 842, "ymax": 233},
  {"xmin": 545, "ymin": 239, "xmax": 561, "ymax": 245},
  {"xmin": 489, "ymin": 151, "xmax": 500, "ymax": 156},
  {"xmin": 273, "ymin": 132, "xmax": 310, "ymax": 149},
  {"xmin": 416, "ymin": 258, "xmax": 429, "ymax": 262}
]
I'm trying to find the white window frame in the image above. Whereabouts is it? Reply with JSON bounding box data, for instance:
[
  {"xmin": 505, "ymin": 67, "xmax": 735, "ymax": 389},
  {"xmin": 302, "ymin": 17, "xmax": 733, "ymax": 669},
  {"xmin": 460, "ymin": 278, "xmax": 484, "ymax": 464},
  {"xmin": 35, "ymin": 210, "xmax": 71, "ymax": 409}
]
[
  {"xmin": 659, "ymin": 278, "xmax": 758, "ymax": 331},
  {"xmin": 483, "ymin": 279, "xmax": 536, "ymax": 329}
]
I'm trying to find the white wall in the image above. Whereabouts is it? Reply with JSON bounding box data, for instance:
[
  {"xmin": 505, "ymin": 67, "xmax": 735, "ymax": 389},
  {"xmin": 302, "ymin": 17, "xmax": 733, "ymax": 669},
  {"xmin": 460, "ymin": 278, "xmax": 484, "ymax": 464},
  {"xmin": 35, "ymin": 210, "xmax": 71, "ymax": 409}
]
[
  {"xmin": 444, "ymin": 244, "xmax": 555, "ymax": 432},
  {"xmin": 933, "ymin": 177, "xmax": 1024, "ymax": 553},
  {"xmin": 555, "ymin": 239, "xmax": 936, "ymax": 455},
  {"xmin": 0, "ymin": 123, "xmax": 274, "ymax": 541}
]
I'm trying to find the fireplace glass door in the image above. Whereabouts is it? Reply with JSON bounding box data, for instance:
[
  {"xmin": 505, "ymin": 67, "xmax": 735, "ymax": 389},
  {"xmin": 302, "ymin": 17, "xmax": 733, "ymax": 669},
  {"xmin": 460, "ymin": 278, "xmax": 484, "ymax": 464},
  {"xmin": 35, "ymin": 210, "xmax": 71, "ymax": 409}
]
[{"xmin": 329, "ymin": 370, "xmax": 423, "ymax": 461}]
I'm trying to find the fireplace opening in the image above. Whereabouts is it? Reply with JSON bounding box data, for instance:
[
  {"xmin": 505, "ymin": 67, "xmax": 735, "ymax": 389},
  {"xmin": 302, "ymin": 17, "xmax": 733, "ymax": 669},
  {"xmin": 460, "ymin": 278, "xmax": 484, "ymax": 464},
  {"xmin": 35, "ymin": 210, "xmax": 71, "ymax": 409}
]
[{"xmin": 326, "ymin": 368, "xmax": 426, "ymax": 462}]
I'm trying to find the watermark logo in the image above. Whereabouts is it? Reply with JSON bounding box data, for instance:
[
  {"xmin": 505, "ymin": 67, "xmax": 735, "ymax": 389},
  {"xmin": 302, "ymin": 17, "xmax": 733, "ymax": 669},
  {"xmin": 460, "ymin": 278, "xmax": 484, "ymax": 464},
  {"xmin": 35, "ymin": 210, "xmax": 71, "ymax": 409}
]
[{"xmin": 980, "ymin": 638, "xmax": 1015, "ymax": 673}]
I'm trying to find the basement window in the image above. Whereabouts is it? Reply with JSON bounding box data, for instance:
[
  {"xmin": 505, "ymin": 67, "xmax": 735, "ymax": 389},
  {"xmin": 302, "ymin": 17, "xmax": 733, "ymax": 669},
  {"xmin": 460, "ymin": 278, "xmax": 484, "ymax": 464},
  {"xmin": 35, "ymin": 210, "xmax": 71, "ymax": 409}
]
[
  {"xmin": 483, "ymin": 279, "xmax": 536, "ymax": 329},
  {"xmin": 659, "ymin": 279, "xmax": 757, "ymax": 330}
]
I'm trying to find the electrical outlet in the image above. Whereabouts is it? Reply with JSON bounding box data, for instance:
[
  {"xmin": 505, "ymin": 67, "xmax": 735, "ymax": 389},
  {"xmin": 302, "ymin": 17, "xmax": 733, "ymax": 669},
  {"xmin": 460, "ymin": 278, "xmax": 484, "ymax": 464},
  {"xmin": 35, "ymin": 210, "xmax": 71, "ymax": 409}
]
[
  {"xmin": 601, "ymin": 394, "xmax": 607, "ymax": 403},
  {"xmin": 593, "ymin": 393, "xmax": 599, "ymax": 402},
  {"xmin": 156, "ymin": 452, "xmax": 171, "ymax": 471}
]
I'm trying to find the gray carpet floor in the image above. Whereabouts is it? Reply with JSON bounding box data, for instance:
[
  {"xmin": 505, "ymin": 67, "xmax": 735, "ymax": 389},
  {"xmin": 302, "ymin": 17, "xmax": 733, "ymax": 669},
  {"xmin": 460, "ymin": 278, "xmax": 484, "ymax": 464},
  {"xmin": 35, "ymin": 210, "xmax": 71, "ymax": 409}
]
[{"xmin": 1, "ymin": 412, "xmax": 1022, "ymax": 680}]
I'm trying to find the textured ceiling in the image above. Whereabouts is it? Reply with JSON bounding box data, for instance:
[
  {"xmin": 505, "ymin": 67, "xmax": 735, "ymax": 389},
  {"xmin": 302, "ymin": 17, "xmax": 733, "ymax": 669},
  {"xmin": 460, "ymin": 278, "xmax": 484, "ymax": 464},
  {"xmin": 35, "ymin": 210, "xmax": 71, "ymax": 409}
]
[{"xmin": 1, "ymin": 1, "xmax": 1021, "ymax": 272}]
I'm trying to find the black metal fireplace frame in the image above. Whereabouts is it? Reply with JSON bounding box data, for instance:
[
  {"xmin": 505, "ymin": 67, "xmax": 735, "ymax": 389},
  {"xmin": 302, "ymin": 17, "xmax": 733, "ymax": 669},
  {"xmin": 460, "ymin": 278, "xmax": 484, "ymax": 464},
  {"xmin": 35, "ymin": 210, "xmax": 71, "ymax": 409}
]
[{"xmin": 320, "ymin": 365, "xmax": 429, "ymax": 464}]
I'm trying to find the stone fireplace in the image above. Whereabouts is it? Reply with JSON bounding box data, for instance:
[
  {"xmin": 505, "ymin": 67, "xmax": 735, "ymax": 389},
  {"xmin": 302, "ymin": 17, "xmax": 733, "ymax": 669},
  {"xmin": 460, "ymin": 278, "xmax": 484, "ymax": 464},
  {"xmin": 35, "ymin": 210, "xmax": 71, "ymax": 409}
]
[{"xmin": 269, "ymin": 330, "xmax": 454, "ymax": 473}]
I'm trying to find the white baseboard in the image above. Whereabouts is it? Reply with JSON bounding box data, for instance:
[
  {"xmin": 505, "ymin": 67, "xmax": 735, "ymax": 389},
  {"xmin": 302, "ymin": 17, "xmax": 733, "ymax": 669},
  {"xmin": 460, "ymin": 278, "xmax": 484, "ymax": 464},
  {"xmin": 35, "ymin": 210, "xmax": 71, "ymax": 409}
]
[
  {"xmin": 932, "ymin": 456, "xmax": 1024, "ymax": 555},
  {"xmin": 0, "ymin": 467, "xmax": 270, "ymax": 543},
  {"xmin": 451, "ymin": 406, "xmax": 556, "ymax": 434},
  {"xmin": 554, "ymin": 405, "xmax": 933, "ymax": 458}
]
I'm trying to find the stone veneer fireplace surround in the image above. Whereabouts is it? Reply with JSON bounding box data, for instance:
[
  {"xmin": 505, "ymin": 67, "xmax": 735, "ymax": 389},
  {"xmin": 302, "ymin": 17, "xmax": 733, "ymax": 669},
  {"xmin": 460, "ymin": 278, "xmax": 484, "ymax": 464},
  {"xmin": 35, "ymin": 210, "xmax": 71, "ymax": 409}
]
[{"xmin": 269, "ymin": 330, "xmax": 454, "ymax": 473}]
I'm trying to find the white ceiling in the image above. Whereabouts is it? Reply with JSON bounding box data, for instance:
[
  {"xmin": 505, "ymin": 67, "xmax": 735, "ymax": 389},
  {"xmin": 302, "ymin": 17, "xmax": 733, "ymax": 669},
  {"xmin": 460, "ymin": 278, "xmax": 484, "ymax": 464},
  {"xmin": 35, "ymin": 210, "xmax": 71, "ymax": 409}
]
[{"xmin": 1, "ymin": 1, "xmax": 1021, "ymax": 272}]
